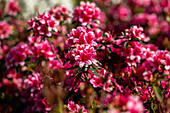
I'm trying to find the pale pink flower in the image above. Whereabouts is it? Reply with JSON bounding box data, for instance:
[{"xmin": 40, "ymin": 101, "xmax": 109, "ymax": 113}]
[
  {"xmin": 6, "ymin": 0, "xmax": 21, "ymax": 16},
  {"xmin": 0, "ymin": 21, "xmax": 13, "ymax": 40}
]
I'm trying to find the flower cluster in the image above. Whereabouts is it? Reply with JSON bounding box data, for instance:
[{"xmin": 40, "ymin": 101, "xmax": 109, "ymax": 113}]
[
  {"xmin": 66, "ymin": 44, "xmax": 97, "ymax": 67},
  {"xmin": 99, "ymin": 0, "xmax": 170, "ymax": 50},
  {"xmin": 106, "ymin": 94, "xmax": 144, "ymax": 113},
  {"xmin": 22, "ymin": 73, "xmax": 50, "ymax": 113},
  {"xmin": 29, "ymin": 38, "xmax": 57, "ymax": 61},
  {"xmin": 66, "ymin": 101, "xmax": 88, "ymax": 113},
  {"xmin": 28, "ymin": 13, "xmax": 59, "ymax": 39},
  {"xmin": 73, "ymin": 1, "xmax": 101, "ymax": 28},
  {"xmin": 125, "ymin": 26, "xmax": 149, "ymax": 42},
  {"xmin": 66, "ymin": 26, "xmax": 100, "ymax": 68},
  {"xmin": 0, "ymin": 21, "xmax": 13, "ymax": 40},
  {"xmin": 67, "ymin": 26, "xmax": 98, "ymax": 47},
  {"xmin": 0, "ymin": 1, "xmax": 170, "ymax": 113},
  {"xmin": 5, "ymin": 43, "xmax": 32, "ymax": 69},
  {"xmin": 6, "ymin": 0, "xmax": 21, "ymax": 16},
  {"xmin": 49, "ymin": 6, "xmax": 71, "ymax": 22}
]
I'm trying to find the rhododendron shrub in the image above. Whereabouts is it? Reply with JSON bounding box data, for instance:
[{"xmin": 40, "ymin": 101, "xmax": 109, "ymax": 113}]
[
  {"xmin": 96, "ymin": 0, "xmax": 170, "ymax": 50},
  {"xmin": 0, "ymin": 1, "xmax": 170, "ymax": 113}
]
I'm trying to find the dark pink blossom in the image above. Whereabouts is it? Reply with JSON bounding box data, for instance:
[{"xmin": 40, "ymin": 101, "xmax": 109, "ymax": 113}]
[
  {"xmin": 31, "ymin": 39, "xmax": 57, "ymax": 61},
  {"xmin": 28, "ymin": 13, "xmax": 59, "ymax": 39},
  {"xmin": 73, "ymin": 1, "xmax": 101, "ymax": 28},
  {"xmin": 67, "ymin": 26, "xmax": 97, "ymax": 48},
  {"xmin": 5, "ymin": 43, "xmax": 32, "ymax": 69},
  {"xmin": 49, "ymin": 6, "xmax": 71, "ymax": 22},
  {"xmin": 6, "ymin": 0, "xmax": 21, "ymax": 16},
  {"xmin": 66, "ymin": 44, "xmax": 97, "ymax": 67},
  {"xmin": 118, "ymin": 5, "xmax": 131, "ymax": 21},
  {"xmin": 132, "ymin": 0, "xmax": 151, "ymax": 7},
  {"xmin": 90, "ymin": 76, "xmax": 102, "ymax": 88},
  {"xmin": 126, "ymin": 26, "xmax": 149, "ymax": 42}
]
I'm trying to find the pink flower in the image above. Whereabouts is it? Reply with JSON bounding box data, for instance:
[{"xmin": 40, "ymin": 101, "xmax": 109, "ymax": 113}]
[
  {"xmin": 5, "ymin": 43, "xmax": 32, "ymax": 69},
  {"xmin": 126, "ymin": 26, "xmax": 149, "ymax": 42},
  {"xmin": 22, "ymin": 73, "xmax": 49, "ymax": 113},
  {"xmin": 73, "ymin": 1, "xmax": 101, "ymax": 28},
  {"xmin": 126, "ymin": 96, "xmax": 144, "ymax": 113},
  {"xmin": 67, "ymin": 101, "xmax": 88, "ymax": 113},
  {"xmin": 90, "ymin": 76, "xmax": 102, "ymax": 88},
  {"xmin": 67, "ymin": 101, "xmax": 77, "ymax": 111},
  {"xmin": 48, "ymin": 60, "xmax": 63, "ymax": 70},
  {"xmin": 143, "ymin": 71, "xmax": 153, "ymax": 81},
  {"xmin": 147, "ymin": 14, "xmax": 159, "ymax": 26},
  {"xmin": 136, "ymin": 86, "xmax": 151, "ymax": 102},
  {"xmin": 67, "ymin": 26, "xmax": 97, "ymax": 48},
  {"xmin": 66, "ymin": 44, "xmax": 97, "ymax": 67},
  {"xmin": 49, "ymin": 6, "xmax": 71, "ymax": 22},
  {"xmin": 118, "ymin": 5, "xmax": 131, "ymax": 21},
  {"xmin": 23, "ymin": 73, "xmax": 41, "ymax": 89},
  {"xmin": 0, "ymin": 44, "xmax": 9, "ymax": 60},
  {"xmin": 31, "ymin": 39, "xmax": 57, "ymax": 61},
  {"xmin": 132, "ymin": 13, "xmax": 148, "ymax": 25},
  {"xmin": 132, "ymin": 0, "xmax": 151, "ymax": 7},
  {"xmin": 28, "ymin": 13, "xmax": 59, "ymax": 39},
  {"xmin": 0, "ymin": 21, "xmax": 13, "ymax": 40},
  {"xmin": 6, "ymin": 0, "xmax": 21, "ymax": 16}
]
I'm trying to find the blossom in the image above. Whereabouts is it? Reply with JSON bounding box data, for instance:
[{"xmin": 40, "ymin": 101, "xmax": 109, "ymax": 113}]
[
  {"xmin": 126, "ymin": 96, "xmax": 144, "ymax": 113},
  {"xmin": 73, "ymin": 1, "xmax": 101, "ymax": 28},
  {"xmin": 67, "ymin": 26, "xmax": 97, "ymax": 48},
  {"xmin": 90, "ymin": 76, "xmax": 102, "ymax": 88},
  {"xmin": 66, "ymin": 44, "xmax": 97, "ymax": 67},
  {"xmin": 67, "ymin": 101, "xmax": 88, "ymax": 113},
  {"xmin": 31, "ymin": 39, "xmax": 57, "ymax": 61},
  {"xmin": 5, "ymin": 43, "xmax": 32, "ymax": 69},
  {"xmin": 6, "ymin": 0, "xmax": 21, "ymax": 16},
  {"xmin": 132, "ymin": 0, "xmax": 151, "ymax": 7},
  {"xmin": 0, "ymin": 21, "xmax": 13, "ymax": 40},
  {"xmin": 28, "ymin": 13, "xmax": 59, "ymax": 39},
  {"xmin": 126, "ymin": 26, "xmax": 150, "ymax": 42},
  {"xmin": 118, "ymin": 5, "xmax": 131, "ymax": 21},
  {"xmin": 22, "ymin": 73, "xmax": 49, "ymax": 113},
  {"xmin": 49, "ymin": 6, "xmax": 71, "ymax": 22}
]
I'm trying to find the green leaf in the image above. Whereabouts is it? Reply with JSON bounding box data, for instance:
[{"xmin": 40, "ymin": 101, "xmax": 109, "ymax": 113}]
[
  {"xmin": 153, "ymin": 86, "xmax": 163, "ymax": 102},
  {"xmin": 96, "ymin": 45, "xmax": 102, "ymax": 50},
  {"xmin": 66, "ymin": 65, "xmax": 79, "ymax": 70},
  {"xmin": 106, "ymin": 41, "xmax": 113, "ymax": 45},
  {"xmin": 124, "ymin": 41, "xmax": 129, "ymax": 49},
  {"xmin": 93, "ymin": 99, "xmax": 98, "ymax": 109},
  {"xmin": 91, "ymin": 64, "xmax": 101, "ymax": 71},
  {"xmin": 157, "ymin": 78, "xmax": 167, "ymax": 82},
  {"xmin": 89, "ymin": 68, "xmax": 100, "ymax": 78},
  {"xmin": 102, "ymin": 32, "xmax": 105, "ymax": 37},
  {"xmin": 162, "ymin": 73, "xmax": 170, "ymax": 77},
  {"xmin": 107, "ymin": 47, "xmax": 111, "ymax": 53}
]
